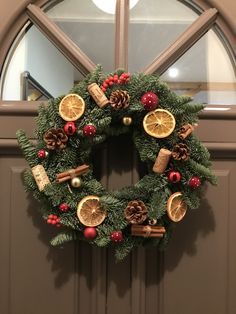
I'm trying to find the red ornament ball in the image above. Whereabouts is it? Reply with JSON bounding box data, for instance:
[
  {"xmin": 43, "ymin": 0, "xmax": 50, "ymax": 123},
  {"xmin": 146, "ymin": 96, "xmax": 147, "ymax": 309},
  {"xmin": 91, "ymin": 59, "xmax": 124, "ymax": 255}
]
[
  {"xmin": 168, "ymin": 170, "xmax": 182, "ymax": 183},
  {"xmin": 189, "ymin": 176, "xmax": 201, "ymax": 189},
  {"xmin": 84, "ymin": 227, "xmax": 97, "ymax": 240},
  {"xmin": 37, "ymin": 149, "xmax": 48, "ymax": 159},
  {"xmin": 110, "ymin": 231, "xmax": 123, "ymax": 243},
  {"xmin": 83, "ymin": 124, "xmax": 97, "ymax": 137},
  {"xmin": 64, "ymin": 121, "xmax": 76, "ymax": 135},
  {"xmin": 141, "ymin": 92, "xmax": 159, "ymax": 111},
  {"xmin": 59, "ymin": 203, "xmax": 70, "ymax": 212}
]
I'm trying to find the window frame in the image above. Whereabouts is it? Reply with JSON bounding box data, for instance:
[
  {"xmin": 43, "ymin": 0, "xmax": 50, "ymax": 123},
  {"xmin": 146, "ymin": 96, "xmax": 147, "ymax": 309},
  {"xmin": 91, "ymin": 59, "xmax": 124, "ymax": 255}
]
[{"xmin": 0, "ymin": 0, "xmax": 235, "ymax": 105}]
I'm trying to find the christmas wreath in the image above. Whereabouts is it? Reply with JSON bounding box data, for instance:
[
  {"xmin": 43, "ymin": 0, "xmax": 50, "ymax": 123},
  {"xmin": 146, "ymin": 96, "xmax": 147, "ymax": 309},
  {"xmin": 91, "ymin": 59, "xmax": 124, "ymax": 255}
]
[{"xmin": 17, "ymin": 66, "xmax": 216, "ymax": 260}]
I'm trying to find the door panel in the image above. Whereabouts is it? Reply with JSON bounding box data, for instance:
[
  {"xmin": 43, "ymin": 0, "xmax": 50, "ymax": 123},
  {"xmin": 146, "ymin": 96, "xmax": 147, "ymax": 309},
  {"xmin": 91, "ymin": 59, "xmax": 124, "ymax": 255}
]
[
  {"xmin": 0, "ymin": 0, "xmax": 236, "ymax": 312},
  {"xmin": 0, "ymin": 156, "xmax": 76, "ymax": 314},
  {"xmin": 1, "ymin": 108, "xmax": 236, "ymax": 314},
  {"xmin": 162, "ymin": 164, "xmax": 236, "ymax": 314}
]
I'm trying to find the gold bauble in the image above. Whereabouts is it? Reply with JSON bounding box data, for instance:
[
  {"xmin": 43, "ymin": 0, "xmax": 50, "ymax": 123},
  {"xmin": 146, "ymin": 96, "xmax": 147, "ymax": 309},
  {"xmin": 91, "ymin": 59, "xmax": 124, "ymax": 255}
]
[
  {"xmin": 71, "ymin": 177, "xmax": 82, "ymax": 188},
  {"xmin": 148, "ymin": 219, "xmax": 157, "ymax": 226},
  {"xmin": 122, "ymin": 116, "xmax": 132, "ymax": 126}
]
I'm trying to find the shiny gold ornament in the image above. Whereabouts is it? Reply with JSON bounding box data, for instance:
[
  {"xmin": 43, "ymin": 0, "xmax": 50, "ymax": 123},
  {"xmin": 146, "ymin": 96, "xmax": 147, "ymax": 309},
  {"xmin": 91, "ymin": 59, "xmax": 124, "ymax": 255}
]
[
  {"xmin": 148, "ymin": 219, "xmax": 157, "ymax": 225},
  {"xmin": 122, "ymin": 117, "xmax": 132, "ymax": 126},
  {"xmin": 71, "ymin": 177, "xmax": 82, "ymax": 188}
]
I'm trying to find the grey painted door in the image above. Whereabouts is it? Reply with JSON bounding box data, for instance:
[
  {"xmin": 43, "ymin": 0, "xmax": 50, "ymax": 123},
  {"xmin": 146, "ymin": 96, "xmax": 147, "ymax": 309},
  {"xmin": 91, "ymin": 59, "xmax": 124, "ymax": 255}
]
[{"xmin": 0, "ymin": 105, "xmax": 236, "ymax": 314}]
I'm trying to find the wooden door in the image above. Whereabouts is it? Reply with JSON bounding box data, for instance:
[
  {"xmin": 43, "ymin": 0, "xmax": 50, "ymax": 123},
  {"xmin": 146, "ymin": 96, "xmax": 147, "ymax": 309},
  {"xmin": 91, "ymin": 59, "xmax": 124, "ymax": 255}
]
[{"xmin": 0, "ymin": 1, "xmax": 236, "ymax": 314}]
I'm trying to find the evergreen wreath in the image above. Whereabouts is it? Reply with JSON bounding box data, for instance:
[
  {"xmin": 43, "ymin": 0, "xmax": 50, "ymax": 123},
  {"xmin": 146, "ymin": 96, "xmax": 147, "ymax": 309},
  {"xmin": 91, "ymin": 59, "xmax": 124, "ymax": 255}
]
[{"xmin": 17, "ymin": 66, "xmax": 216, "ymax": 261}]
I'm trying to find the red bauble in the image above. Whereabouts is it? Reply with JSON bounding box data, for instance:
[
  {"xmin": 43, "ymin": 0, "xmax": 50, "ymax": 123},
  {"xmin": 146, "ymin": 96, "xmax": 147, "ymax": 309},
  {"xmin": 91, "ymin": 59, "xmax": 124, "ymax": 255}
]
[
  {"xmin": 84, "ymin": 227, "xmax": 97, "ymax": 240},
  {"xmin": 168, "ymin": 170, "xmax": 182, "ymax": 183},
  {"xmin": 110, "ymin": 231, "xmax": 123, "ymax": 243},
  {"xmin": 83, "ymin": 124, "xmax": 97, "ymax": 137},
  {"xmin": 188, "ymin": 176, "xmax": 201, "ymax": 189},
  {"xmin": 37, "ymin": 149, "xmax": 48, "ymax": 159},
  {"xmin": 64, "ymin": 121, "xmax": 76, "ymax": 135},
  {"xmin": 141, "ymin": 92, "xmax": 159, "ymax": 111},
  {"xmin": 59, "ymin": 203, "xmax": 70, "ymax": 212}
]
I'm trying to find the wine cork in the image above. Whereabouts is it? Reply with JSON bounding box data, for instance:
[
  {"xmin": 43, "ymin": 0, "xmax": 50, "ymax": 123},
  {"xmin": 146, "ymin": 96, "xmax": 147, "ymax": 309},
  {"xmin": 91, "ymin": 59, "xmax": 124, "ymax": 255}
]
[
  {"xmin": 153, "ymin": 149, "xmax": 172, "ymax": 173},
  {"xmin": 87, "ymin": 83, "xmax": 109, "ymax": 108},
  {"xmin": 178, "ymin": 124, "xmax": 194, "ymax": 140},
  {"xmin": 32, "ymin": 165, "xmax": 50, "ymax": 191}
]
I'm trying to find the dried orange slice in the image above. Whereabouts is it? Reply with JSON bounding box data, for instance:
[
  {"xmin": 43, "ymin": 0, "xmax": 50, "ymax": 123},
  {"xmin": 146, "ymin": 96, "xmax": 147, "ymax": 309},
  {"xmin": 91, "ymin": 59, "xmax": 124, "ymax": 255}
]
[
  {"xmin": 167, "ymin": 192, "xmax": 187, "ymax": 222},
  {"xmin": 143, "ymin": 109, "xmax": 176, "ymax": 138},
  {"xmin": 59, "ymin": 93, "xmax": 85, "ymax": 121},
  {"xmin": 77, "ymin": 195, "xmax": 106, "ymax": 227}
]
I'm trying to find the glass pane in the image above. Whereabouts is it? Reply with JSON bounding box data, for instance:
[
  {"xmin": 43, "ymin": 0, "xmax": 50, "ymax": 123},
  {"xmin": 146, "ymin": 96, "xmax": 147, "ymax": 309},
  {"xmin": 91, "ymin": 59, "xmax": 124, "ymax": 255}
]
[
  {"xmin": 2, "ymin": 25, "xmax": 80, "ymax": 100},
  {"xmin": 47, "ymin": 0, "xmax": 115, "ymax": 72},
  {"xmin": 161, "ymin": 30, "xmax": 236, "ymax": 105},
  {"xmin": 22, "ymin": 71, "xmax": 53, "ymax": 101},
  {"xmin": 129, "ymin": 0, "xmax": 198, "ymax": 72}
]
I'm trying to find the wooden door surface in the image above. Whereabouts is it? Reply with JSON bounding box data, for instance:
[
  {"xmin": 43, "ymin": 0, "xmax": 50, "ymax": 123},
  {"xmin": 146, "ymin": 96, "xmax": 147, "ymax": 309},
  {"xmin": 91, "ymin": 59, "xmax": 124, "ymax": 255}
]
[
  {"xmin": 1, "ymin": 107, "xmax": 236, "ymax": 314},
  {"xmin": 0, "ymin": 1, "xmax": 236, "ymax": 314}
]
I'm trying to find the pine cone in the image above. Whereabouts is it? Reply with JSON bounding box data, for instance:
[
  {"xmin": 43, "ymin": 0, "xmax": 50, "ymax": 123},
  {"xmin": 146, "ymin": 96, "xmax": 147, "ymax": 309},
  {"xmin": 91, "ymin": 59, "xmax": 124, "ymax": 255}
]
[
  {"xmin": 110, "ymin": 90, "xmax": 130, "ymax": 109},
  {"xmin": 172, "ymin": 143, "xmax": 190, "ymax": 161},
  {"xmin": 124, "ymin": 200, "xmax": 148, "ymax": 224},
  {"xmin": 43, "ymin": 128, "xmax": 68, "ymax": 150}
]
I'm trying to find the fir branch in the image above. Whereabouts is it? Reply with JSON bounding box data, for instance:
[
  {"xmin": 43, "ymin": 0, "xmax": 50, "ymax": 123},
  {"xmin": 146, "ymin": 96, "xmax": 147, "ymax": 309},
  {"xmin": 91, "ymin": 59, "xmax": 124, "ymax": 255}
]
[
  {"xmin": 149, "ymin": 191, "xmax": 169, "ymax": 219},
  {"xmin": 94, "ymin": 235, "xmax": 110, "ymax": 247},
  {"xmin": 50, "ymin": 231, "xmax": 77, "ymax": 246},
  {"xmin": 133, "ymin": 131, "xmax": 159, "ymax": 162},
  {"xmin": 115, "ymin": 237, "xmax": 141, "ymax": 261},
  {"xmin": 16, "ymin": 130, "xmax": 37, "ymax": 167},
  {"xmin": 188, "ymin": 160, "xmax": 217, "ymax": 185}
]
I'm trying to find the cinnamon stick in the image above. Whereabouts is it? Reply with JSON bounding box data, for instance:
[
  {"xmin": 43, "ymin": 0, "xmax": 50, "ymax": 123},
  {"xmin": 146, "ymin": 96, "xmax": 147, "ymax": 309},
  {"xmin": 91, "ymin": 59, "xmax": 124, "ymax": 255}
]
[
  {"xmin": 132, "ymin": 225, "xmax": 165, "ymax": 233},
  {"xmin": 56, "ymin": 164, "xmax": 89, "ymax": 181},
  {"xmin": 132, "ymin": 233, "xmax": 164, "ymax": 238},
  {"xmin": 56, "ymin": 176, "xmax": 73, "ymax": 183},
  {"xmin": 178, "ymin": 124, "xmax": 194, "ymax": 140},
  {"xmin": 131, "ymin": 224, "xmax": 166, "ymax": 237}
]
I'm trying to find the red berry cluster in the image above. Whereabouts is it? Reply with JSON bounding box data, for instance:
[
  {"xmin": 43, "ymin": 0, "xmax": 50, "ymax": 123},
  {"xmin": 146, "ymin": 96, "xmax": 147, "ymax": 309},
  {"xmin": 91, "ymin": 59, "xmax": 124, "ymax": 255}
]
[
  {"xmin": 47, "ymin": 214, "xmax": 61, "ymax": 227},
  {"xmin": 101, "ymin": 72, "xmax": 130, "ymax": 92}
]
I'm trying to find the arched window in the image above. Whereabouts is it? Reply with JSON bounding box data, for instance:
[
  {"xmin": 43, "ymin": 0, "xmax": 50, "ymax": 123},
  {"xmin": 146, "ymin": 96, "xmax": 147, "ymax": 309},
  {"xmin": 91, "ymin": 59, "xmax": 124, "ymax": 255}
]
[{"xmin": 0, "ymin": 0, "xmax": 235, "ymax": 105}]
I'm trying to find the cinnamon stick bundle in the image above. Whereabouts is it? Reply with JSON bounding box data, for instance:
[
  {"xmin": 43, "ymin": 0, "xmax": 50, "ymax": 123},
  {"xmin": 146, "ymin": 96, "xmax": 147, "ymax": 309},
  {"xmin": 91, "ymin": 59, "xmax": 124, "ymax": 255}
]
[
  {"xmin": 131, "ymin": 225, "xmax": 166, "ymax": 238},
  {"xmin": 56, "ymin": 164, "xmax": 89, "ymax": 183},
  {"xmin": 178, "ymin": 124, "xmax": 194, "ymax": 140}
]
